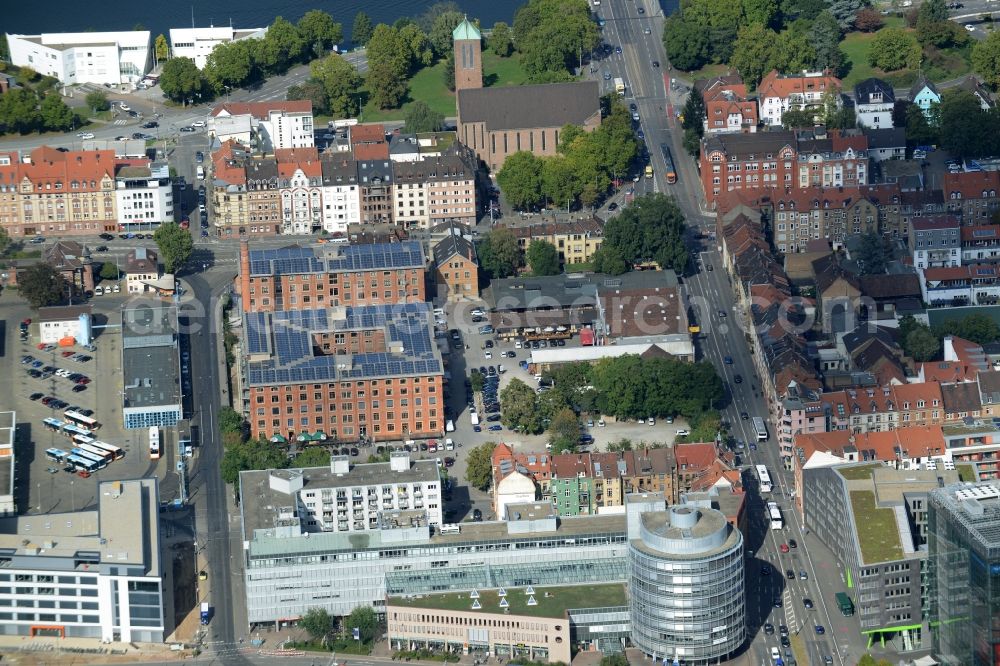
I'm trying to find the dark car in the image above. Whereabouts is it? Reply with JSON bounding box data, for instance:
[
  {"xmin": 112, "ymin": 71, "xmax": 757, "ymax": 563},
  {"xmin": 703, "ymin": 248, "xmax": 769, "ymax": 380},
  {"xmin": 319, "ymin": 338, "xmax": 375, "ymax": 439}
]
[
  {"xmin": 79, "ymin": 409, "xmax": 94, "ymax": 416},
  {"xmin": 803, "ymin": 598, "xmax": 814, "ymax": 609},
  {"xmin": 780, "ymin": 636, "xmax": 790, "ymax": 648},
  {"xmin": 637, "ymin": 6, "xmax": 645, "ymax": 12},
  {"xmin": 29, "ymin": 393, "xmax": 44, "ymax": 401},
  {"xmin": 196, "ymin": 151, "xmax": 204, "ymax": 163},
  {"xmin": 99, "ymin": 232, "xmax": 114, "ymax": 240},
  {"xmin": 764, "ymin": 623, "xmax": 774, "ymax": 635},
  {"xmin": 789, "ymin": 539, "xmax": 797, "ymax": 549},
  {"xmin": 132, "ymin": 132, "xmax": 145, "ymax": 140},
  {"xmin": 487, "ymin": 414, "xmax": 502, "ymax": 422},
  {"xmin": 608, "ymin": 202, "xmax": 618, "ymax": 211},
  {"xmin": 95, "ymin": 245, "xmax": 109, "ymax": 252},
  {"xmin": 786, "ymin": 569, "xmax": 795, "ymax": 580},
  {"xmin": 815, "ymin": 625, "xmax": 825, "ymax": 635},
  {"xmin": 651, "ymin": 60, "xmax": 659, "ymax": 67},
  {"xmin": 141, "ymin": 121, "xmax": 158, "ymax": 129},
  {"xmin": 72, "ymin": 385, "xmax": 87, "ymax": 393},
  {"xmin": 734, "ymin": 374, "xmax": 743, "ymax": 384},
  {"xmin": 774, "ymin": 598, "xmax": 783, "ymax": 608},
  {"xmin": 28, "ymin": 370, "xmax": 42, "ymax": 378},
  {"xmin": 488, "ymin": 424, "xmax": 503, "ymax": 432},
  {"xmin": 472, "ymin": 508, "xmax": 483, "ymax": 521},
  {"xmin": 444, "ymin": 456, "xmax": 455, "ymax": 467},
  {"xmin": 350, "ymin": 447, "xmax": 359, "ymax": 457},
  {"xmin": 740, "ymin": 411, "xmax": 750, "ymax": 420}
]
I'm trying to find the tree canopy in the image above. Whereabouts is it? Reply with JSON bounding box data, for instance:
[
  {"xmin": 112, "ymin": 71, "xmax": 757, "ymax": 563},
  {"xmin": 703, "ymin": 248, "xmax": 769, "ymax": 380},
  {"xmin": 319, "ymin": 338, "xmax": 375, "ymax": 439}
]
[
  {"xmin": 465, "ymin": 443, "xmax": 497, "ymax": 490},
  {"xmin": 352, "ymin": 12, "xmax": 375, "ymax": 46},
  {"xmin": 404, "ymin": 100, "xmax": 445, "ymax": 133},
  {"xmin": 514, "ymin": 0, "xmax": 600, "ymax": 81},
  {"xmin": 345, "ymin": 606, "xmax": 379, "ymax": 643},
  {"xmin": 220, "ymin": 437, "xmax": 289, "ymax": 488},
  {"xmin": 973, "ymin": 31, "xmax": 1000, "ymax": 89},
  {"xmin": 867, "ymin": 28, "xmax": 921, "ymax": 71},
  {"xmin": 527, "ymin": 240, "xmax": 561, "ymax": 276},
  {"xmin": 592, "ymin": 356, "xmax": 724, "ymax": 420},
  {"xmin": 501, "ymin": 378, "xmax": 545, "ymax": 433},
  {"xmin": 300, "ymin": 607, "xmax": 334, "ymax": 642},
  {"xmin": 298, "ymin": 10, "xmax": 344, "ymax": 57},
  {"xmin": 153, "ymin": 222, "xmax": 194, "ymax": 273},
  {"xmin": 601, "ymin": 193, "xmax": 690, "ymax": 273},
  {"xmin": 159, "ymin": 57, "xmax": 209, "ymax": 104},
  {"xmin": 308, "ymin": 53, "xmax": 363, "ymax": 118},
  {"xmin": 478, "ymin": 227, "xmax": 524, "ymax": 279},
  {"xmin": 855, "ymin": 232, "xmax": 888, "ymax": 275},
  {"xmin": 18, "ymin": 263, "xmax": 66, "ymax": 309}
]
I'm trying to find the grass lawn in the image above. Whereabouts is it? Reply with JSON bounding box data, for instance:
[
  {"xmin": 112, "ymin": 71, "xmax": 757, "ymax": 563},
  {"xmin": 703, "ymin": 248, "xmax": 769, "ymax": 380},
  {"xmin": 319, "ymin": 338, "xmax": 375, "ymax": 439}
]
[
  {"xmin": 850, "ymin": 490, "xmax": 903, "ymax": 564},
  {"xmin": 957, "ymin": 463, "xmax": 977, "ymax": 482},
  {"xmin": 361, "ymin": 52, "xmax": 529, "ymax": 123},
  {"xmin": 389, "ymin": 583, "xmax": 626, "ymax": 618},
  {"xmin": 837, "ymin": 464, "xmax": 882, "ymax": 481},
  {"xmin": 679, "ymin": 63, "xmax": 730, "ymax": 82},
  {"xmin": 841, "ymin": 26, "xmax": 972, "ymax": 88}
]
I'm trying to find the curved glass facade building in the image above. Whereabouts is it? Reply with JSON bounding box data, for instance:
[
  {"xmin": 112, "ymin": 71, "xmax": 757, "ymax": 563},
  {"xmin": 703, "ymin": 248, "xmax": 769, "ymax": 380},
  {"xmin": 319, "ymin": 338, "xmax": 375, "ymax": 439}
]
[{"xmin": 628, "ymin": 503, "xmax": 745, "ymax": 665}]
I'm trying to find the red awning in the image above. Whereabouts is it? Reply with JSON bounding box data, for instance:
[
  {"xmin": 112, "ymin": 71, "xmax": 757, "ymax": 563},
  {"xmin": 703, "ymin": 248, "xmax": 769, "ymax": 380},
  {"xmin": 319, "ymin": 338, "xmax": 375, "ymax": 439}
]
[{"xmin": 580, "ymin": 328, "xmax": 595, "ymax": 346}]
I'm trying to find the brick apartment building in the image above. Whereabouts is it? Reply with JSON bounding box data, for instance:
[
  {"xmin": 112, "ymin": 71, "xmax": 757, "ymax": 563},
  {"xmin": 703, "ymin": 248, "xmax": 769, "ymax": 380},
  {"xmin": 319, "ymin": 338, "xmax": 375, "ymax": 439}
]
[
  {"xmin": 432, "ymin": 233, "xmax": 479, "ymax": 299},
  {"xmin": 237, "ymin": 239, "xmax": 426, "ymax": 313},
  {"xmin": 696, "ymin": 74, "xmax": 758, "ymax": 135}
]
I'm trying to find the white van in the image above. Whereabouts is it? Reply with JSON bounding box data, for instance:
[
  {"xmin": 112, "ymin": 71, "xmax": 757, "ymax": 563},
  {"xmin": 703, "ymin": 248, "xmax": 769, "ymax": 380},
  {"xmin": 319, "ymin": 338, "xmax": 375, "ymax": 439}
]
[
  {"xmin": 446, "ymin": 419, "xmax": 455, "ymax": 432},
  {"xmin": 94, "ymin": 286, "xmax": 104, "ymax": 296},
  {"xmin": 196, "ymin": 166, "xmax": 205, "ymax": 179}
]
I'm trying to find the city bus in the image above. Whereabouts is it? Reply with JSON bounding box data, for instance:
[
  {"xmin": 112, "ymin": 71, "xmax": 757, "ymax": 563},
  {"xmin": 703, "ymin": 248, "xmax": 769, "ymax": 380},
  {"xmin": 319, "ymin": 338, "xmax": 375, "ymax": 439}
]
[
  {"xmin": 66, "ymin": 454, "xmax": 101, "ymax": 475},
  {"xmin": 752, "ymin": 416, "xmax": 768, "ymax": 442},
  {"xmin": 61, "ymin": 423, "xmax": 92, "ymax": 440},
  {"xmin": 767, "ymin": 501, "xmax": 783, "ymax": 530},
  {"xmin": 42, "ymin": 418, "xmax": 65, "ymax": 433},
  {"xmin": 88, "ymin": 440, "xmax": 125, "ymax": 461},
  {"xmin": 72, "ymin": 433, "xmax": 95, "ymax": 446},
  {"xmin": 64, "ymin": 411, "xmax": 100, "ymax": 431},
  {"xmin": 756, "ymin": 464, "xmax": 773, "ymax": 493},
  {"xmin": 70, "ymin": 448, "xmax": 107, "ymax": 470},
  {"xmin": 45, "ymin": 448, "xmax": 69, "ymax": 464},
  {"xmin": 75, "ymin": 443, "xmax": 113, "ymax": 466},
  {"xmin": 660, "ymin": 144, "xmax": 677, "ymax": 184},
  {"xmin": 149, "ymin": 426, "xmax": 161, "ymax": 460}
]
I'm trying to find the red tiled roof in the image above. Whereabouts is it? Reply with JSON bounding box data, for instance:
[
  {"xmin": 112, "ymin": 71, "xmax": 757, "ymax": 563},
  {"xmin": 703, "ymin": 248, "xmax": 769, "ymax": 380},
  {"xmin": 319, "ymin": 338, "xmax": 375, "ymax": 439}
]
[
  {"xmin": 274, "ymin": 147, "xmax": 322, "ymax": 178},
  {"xmin": 0, "ymin": 146, "xmax": 118, "ymax": 193},
  {"xmin": 919, "ymin": 361, "xmax": 977, "ymax": 383},
  {"xmin": 911, "ymin": 215, "xmax": 960, "ymax": 231},
  {"xmin": 943, "ymin": 170, "xmax": 1000, "ymax": 200},
  {"xmin": 961, "ymin": 224, "xmax": 1000, "ymax": 242},
  {"xmin": 210, "ymin": 100, "xmax": 312, "ymax": 118},
  {"xmin": 350, "ymin": 124, "xmax": 387, "ymax": 144},
  {"xmin": 674, "ymin": 442, "xmax": 718, "ymax": 471},
  {"xmin": 353, "ymin": 142, "xmax": 391, "ymax": 161},
  {"xmin": 758, "ymin": 70, "xmax": 841, "ymax": 100}
]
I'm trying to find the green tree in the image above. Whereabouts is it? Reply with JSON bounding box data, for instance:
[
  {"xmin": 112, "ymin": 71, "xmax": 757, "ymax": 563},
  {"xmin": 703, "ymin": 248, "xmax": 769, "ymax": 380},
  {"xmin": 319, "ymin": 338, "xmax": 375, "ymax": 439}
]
[
  {"xmin": 154, "ymin": 34, "xmax": 170, "ymax": 62},
  {"xmin": 365, "ymin": 25, "xmax": 410, "ymax": 109},
  {"xmin": 939, "ymin": 90, "xmax": 984, "ymax": 159},
  {"xmin": 159, "ymin": 57, "xmax": 209, "ymax": 104},
  {"xmin": 490, "ymin": 21, "xmax": 514, "ymax": 57},
  {"xmin": 602, "ymin": 193, "xmax": 689, "ymax": 273},
  {"xmin": 465, "ymin": 442, "xmax": 497, "ymax": 490},
  {"xmin": 418, "ymin": 2, "xmax": 464, "ymax": 32},
  {"xmin": 904, "ymin": 102, "xmax": 938, "ymax": 145},
  {"xmin": 352, "ymin": 12, "xmax": 375, "ymax": 46},
  {"xmin": 973, "ymin": 31, "xmax": 1000, "ymax": 89},
  {"xmin": 18, "ymin": 263, "xmax": 66, "ymax": 309},
  {"xmin": 0, "ymin": 34, "xmax": 8, "ymax": 61},
  {"xmin": 829, "ymin": 0, "xmax": 868, "ymax": 28},
  {"xmin": 218, "ymin": 406, "xmax": 245, "ymax": 434},
  {"xmin": 934, "ymin": 313, "xmax": 1000, "ymax": 345},
  {"xmin": 681, "ymin": 89, "xmax": 706, "ymax": 138},
  {"xmin": 541, "ymin": 156, "xmax": 580, "ymax": 208},
  {"xmin": 300, "ymin": 607, "xmax": 333, "ymax": 643},
  {"xmin": 599, "ymin": 654, "xmax": 628, "ymax": 666},
  {"xmin": 0, "ymin": 227, "xmax": 10, "ymax": 256},
  {"xmin": 591, "ymin": 245, "xmax": 628, "ymax": 275},
  {"xmin": 730, "ymin": 23, "xmax": 778, "ymax": 89},
  {"xmin": 478, "ymin": 227, "xmax": 524, "ymax": 278},
  {"xmin": 153, "ymin": 222, "xmax": 194, "ymax": 273},
  {"xmin": 663, "ymin": 14, "xmax": 710, "ymax": 71},
  {"xmin": 867, "ymin": 28, "xmax": 921, "ymax": 71},
  {"xmin": 345, "ymin": 606, "xmax": 379, "ymax": 643},
  {"xmin": 743, "ymin": 0, "xmax": 778, "ymax": 27},
  {"xmin": 443, "ymin": 51, "xmax": 456, "ymax": 91},
  {"xmin": 99, "ymin": 262, "xmax": 120, "ymax": 280},
  {"xmin": 772, "ymin": 28, "xmax": 816, "ymax": 73},
  {"xmin": 404, "ymin": 100, "xmax": 445, "ymax": 133},
  {"xmin": 39, "ymin": 93, "xmax": 75, "ymax": 131},
  {"xmin": 429, "ymin": 10, "xmax": 467, "ymax": 58},
  {"xmin": 84, "ymin": 90, "xmax": 109, "ymax": 113},
  {"xmin": 287, "ymin": 79, "xmax": 331, "ymax": 116},
  {"xmin": 548, "ymin": 407, "xmax": 580, "ymax": 453},
  {"xmin": 905, "ymin": 328, "xmax": 941, "ymax": 361},
  {"xmin": 293, "ymin": 447, "xmax": 333, "ymax": 468},
  {"xmin": 496, "ymin": 151, "xmax": 544, "ymax": 210},
  {"xmin": 220, "ymin": 438, "xmax": 289, "ymax": 487},
  {"xmin": 500, "ymin": 378, "xmax": 543, "ymax": 433},
  {"xmin": 258, "ymin": 16, "xmax": 305, "ymax": 73},
  {"xmin": 0, "ymin": 88, "xmax": 41, "ymax": 134},
  {"xmin": 310, "ymin": 53, "xmax": 363, "ymax": 118},
  {"xmin": 514, "ymin": 0, "xmax": 599, "ymax": 79},
  {"xmin": 683, "ymin": 127, "xmax": 701, "ymax": 157},
  {"xmin": 782, "ymin": 107, "xmax": 816, "ymax": 128},
  {"xmin": 400, "ymin": 23, "xmax": 434, "ymax": 68},
  {"xmin": 205, "ymin": 40, "xmax": 258, "ymax": 92},
  {"xmin": 855, "ymin": 232, "xmax": 888, "ymax": 275},
  {"xmin": 527, "ymin": 240, "xmax": 561, "ymax": 276},
  {"xmin": 298, "ymin": 10, "xmax": 344, "ymax": 57},
  {"xmin": 470, "ymin": 370, "xmax": 485, "ymax": 393},
  {"xmin": 811, "ymin": 10, "xmax": 844, "ymax": 73}
]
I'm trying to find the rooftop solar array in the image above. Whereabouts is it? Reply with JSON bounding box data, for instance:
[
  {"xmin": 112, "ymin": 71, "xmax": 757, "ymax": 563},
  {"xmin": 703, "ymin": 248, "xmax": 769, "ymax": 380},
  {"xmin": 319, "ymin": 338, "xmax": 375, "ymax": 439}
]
[
  {"xmin": 245, "ymin": 303, "xmax": 442, "ymax": 386},
  {"xmin": 248, "ymin": 241, "xmax": 425, "ymax": 277}
]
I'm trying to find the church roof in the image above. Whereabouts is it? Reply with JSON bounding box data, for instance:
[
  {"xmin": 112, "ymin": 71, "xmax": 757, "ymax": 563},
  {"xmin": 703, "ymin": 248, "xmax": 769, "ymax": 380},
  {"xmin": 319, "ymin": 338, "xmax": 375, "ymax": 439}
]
[{"xmin": 453, "ymin": 18, "xmax": 481, "ymax": 41}]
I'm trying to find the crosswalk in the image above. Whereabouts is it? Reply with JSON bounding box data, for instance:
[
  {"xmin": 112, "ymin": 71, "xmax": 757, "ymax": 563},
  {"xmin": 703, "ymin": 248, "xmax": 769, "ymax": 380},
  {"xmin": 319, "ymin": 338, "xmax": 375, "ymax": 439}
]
[{"xmin": 113, "ymin": 119, "xmax": 128, "ymax": 126}]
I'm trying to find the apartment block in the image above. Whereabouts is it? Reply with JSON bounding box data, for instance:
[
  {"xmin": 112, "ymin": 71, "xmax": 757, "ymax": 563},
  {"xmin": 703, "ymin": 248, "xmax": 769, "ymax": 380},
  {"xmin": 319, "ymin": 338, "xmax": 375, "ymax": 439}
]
[
  {"xmin": 0, "ymin": 147, "xmax": 119, "ymax": 237},
  {"xmin": 237, "ymin": 240, "xmax": 425, "ymax": 313},
  {"xmin": 0, "ymin": 479, "xmax": 164, "ymax": 641},
  {"xmin": 910, "ymin": 216, "xmax": 961, "ymax": 269},
  {"xmin": 392, "ymin": 151, "xmax": 477, "ymax": 230},
  {"xmin": 758, "ymin": 69, "xmax": 842, "ymax": 127},
  {"xmin": 319, "ymin": 158, "xmax": 361, "ymax": 235},
  {"xmin": 114, "ymin": 161, "xmax": 174, "ymax": 232},
  {"xmin": 432, "ymin": 233, "xmax": 479, "ymax": 300},
  {"xmin": 696, "ymin": 74, "xmax": 758, "ymax": 135},
  {"xmin": 502, "ymin": 217, "xmax": 605, "ymax": 266},
  {"xmin": 209, "ymin": 101, "xmax": 315, "ymax": 152},
  {"xmin": 942, "ymin": 170, "xmax": 1000, "ymax": 223},
  {"xmin": 276, "ymin": 148, "xmax": 324, "ymax": 235}
]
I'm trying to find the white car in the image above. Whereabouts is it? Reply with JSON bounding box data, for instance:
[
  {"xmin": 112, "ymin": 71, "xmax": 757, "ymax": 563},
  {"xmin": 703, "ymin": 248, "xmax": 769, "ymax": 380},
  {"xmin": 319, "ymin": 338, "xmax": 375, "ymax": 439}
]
[
  {"xmin": 484, "ymin": 351, "xmax": 492, "ymax": 359},
  {"xmin": 191, "ymin": 120, "xmax": 206, "ymax": 128},
  {"xmin": 80, "ymin": 132, "xmax": 95, "ymax": 140},
  {"xmin": 771, "ymin": 647, "xmax": 781, "ymax": 662},
  {"xmin": 648, "ymin": 418, "xmax": 655, "ymax": 426},
  {"xmin": 117, "ymin": 103, "xmax": 130, "ymax": 112},
  {"xmin": 514, "ymin": 340, "xmax": 522, "ymax": 349},
  {"xmin": 675, "ymin": 429, "xmax": 690, "ymax": 436},
  {"xmin": 470, "ymin": 308, "xmax": 485, "ymax": 317},
  {"xmin": 966, "ymin": 23, "xmax": 976, "ymax": 31}
]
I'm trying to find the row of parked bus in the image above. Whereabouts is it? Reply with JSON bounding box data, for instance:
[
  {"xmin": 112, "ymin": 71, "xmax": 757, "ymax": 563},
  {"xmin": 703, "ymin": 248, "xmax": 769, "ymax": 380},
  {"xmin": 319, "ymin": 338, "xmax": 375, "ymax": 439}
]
[{"xmin": 42, "ymin": 413, "xmax": 125, "ymax": 475}]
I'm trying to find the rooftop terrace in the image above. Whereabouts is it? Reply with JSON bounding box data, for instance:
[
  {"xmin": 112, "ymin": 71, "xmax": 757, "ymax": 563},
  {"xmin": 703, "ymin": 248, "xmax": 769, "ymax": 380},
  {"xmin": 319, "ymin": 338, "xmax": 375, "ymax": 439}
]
[
  {"xmin": 850, "ymin": 490, "xmax": 903, "ymax": 564},
  {"xmin": 388, "ymin": 583, "xmax": 627, "ymax": 618}
]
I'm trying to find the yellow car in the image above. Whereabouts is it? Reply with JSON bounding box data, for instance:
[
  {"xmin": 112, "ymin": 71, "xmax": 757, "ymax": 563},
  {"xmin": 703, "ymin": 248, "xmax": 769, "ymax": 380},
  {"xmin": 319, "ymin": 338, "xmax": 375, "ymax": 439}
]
[{"xmin": 198, "ymin": 571, "xmax": 208, "ymax": 581}]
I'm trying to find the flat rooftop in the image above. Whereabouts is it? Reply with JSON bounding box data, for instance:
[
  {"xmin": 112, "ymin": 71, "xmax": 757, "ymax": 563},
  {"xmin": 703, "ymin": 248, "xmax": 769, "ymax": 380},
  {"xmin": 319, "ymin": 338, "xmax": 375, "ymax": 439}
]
[
  {"xmin": 244, "ymin": 303, "xmax": 443, "ymax": 386},
  {"xmin": 388, "ymin": 583, "xmax": 627, "ymax": 618},
  {"xmin": 246, "ymin": 240, "xmax": 424, "ymax": 277},
  {"xmin": 0, "ymin": 479, "xmax": 158, "ymax": 573},
  {"xmin": 850, "ymin": 490, "xmax": 904, "ymax": 564},
  {"xmin": 487, "ymin": 271, "xmax": 678, "ymax": 313},
  {"xmin": 930, "ymin": 480, "xmax": 1000, "ymax": 550},
  {"xmin": 122, "ymin": 304, "xmax": 180, "ymax": 409}
]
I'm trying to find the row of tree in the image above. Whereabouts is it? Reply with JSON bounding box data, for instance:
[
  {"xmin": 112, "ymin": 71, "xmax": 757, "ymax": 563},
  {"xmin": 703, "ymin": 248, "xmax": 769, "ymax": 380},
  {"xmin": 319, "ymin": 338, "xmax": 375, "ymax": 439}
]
[
  {"xmin": 498, "ymin": 356, "xmax": 724, "ymax": 445},
  {"xmin": 512, "ymin": 0, "xmax": 600, "ymax": 82},
  {"xmin": 894, "ymin": 89, "xmax": 1000, "ymax": 160},
  {"xmin": 496, "ymin": 103, "xmax": 638, "ymax": 211},
  {"xmin": 0, "ymin": 86, "xmax": 79, "ymax": 136},
  {"xmin": 899, "ymin": 313, "xmax": 1000, "ymax": 362},
  {"xmin": 592, "ymin": 193, "xmax": 691, "ymax": 275}
]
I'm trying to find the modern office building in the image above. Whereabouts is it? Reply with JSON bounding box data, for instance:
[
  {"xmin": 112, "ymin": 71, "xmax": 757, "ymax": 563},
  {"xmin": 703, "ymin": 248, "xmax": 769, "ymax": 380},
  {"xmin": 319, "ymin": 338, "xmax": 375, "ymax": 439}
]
[
  {"xmin": 6, "ymin": 31, "xmax": 151, "ymax": 86},
  {"xmin": 241, "ymin": 453, "xmax": 443, "ymax": 535},
  {"xmin": 240, "ymin": 302, "xmax": 444, "ymax": 442},
  {"xmin": 627, "ymin": 494, "xmax": 745, "ymax": 665},
  {"xmin": 803, "ymin": 462, "xmax": 960, "ymax": 649},
  {"xmin": 238, "ymin": 477, "xmax": 630, "ymax": 626},
  {"xmin": 237, "ymin": 240, "xmax": 426, "ymax": 314},
  {"xmin": 928, "ymin": 480, "xmax": 1000, "ymax": 666},
  {"xmin": 168, "ymin": 26, "xmax": 267, "ymax": 69},
  {"xmin": 0, "ymin": 479, "xmax": 164, "ymax": 641},
  {"xmin": 209, "ymin": 101, "xmax": 315, "ymax": 152},
  {"xmin": 121, "ymin": 303, "xmax": 181, "ymax": 429},
  {"xmin": 114, "ymin": 162, "xmax": 174, "ymax": 233}
]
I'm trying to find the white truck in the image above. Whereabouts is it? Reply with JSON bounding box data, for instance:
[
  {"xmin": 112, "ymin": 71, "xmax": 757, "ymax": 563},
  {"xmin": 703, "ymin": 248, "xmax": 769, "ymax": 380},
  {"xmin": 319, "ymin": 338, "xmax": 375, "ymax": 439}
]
[
  {"xmin": 614, "ymin": 77, "xmax": 626, "ymax": 96},
  {"xmin": 471, "ymin": 412, "xmax": 480, "ymax": 426}
]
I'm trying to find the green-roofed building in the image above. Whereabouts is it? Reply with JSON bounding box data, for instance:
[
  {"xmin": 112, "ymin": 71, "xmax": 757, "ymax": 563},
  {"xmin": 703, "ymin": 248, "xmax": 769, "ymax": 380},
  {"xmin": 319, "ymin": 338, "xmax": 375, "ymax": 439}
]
[{"xmin": 453, "ymin": 18, "xmax": 482, "ymax": 92}]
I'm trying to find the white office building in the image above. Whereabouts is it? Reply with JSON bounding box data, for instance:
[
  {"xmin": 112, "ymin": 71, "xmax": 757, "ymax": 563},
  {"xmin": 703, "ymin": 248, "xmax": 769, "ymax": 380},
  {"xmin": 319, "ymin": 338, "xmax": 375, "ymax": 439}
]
[
  {"xmin": 0, "ymin": 479, "xmax": 164, "ymax": 642},
  {"xmin": 168, "ymin": 26, "xmax": 267, "ymax": 69},
  {"xmin": 240, "ymin": 456, "xmax": 629, "ymax": 623},
  {"xmin": 115, "ymin": 162, "xmax": 174, "ymax": 232},
  {"xmin": 320, "ymin": 157, "xmax": 361, "ymax": 234},
  {"xmin": 6, "ymin": 31, "xmax": 151, "ymax": 86}
]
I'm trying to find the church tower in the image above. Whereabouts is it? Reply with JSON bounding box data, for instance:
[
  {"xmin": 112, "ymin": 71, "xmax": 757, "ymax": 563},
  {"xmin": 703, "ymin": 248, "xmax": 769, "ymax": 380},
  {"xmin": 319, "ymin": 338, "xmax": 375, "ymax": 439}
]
[{"xmin": 452, "ymin": 18, "xmax": 483, "ymax": 92}]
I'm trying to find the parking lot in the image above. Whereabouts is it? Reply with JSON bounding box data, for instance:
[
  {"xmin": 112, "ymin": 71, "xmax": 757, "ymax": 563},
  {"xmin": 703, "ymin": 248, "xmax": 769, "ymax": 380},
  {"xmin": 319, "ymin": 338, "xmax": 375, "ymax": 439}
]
[{"xmin": 1, "ymin": 292, "xmax": 183, "ymax": 515}]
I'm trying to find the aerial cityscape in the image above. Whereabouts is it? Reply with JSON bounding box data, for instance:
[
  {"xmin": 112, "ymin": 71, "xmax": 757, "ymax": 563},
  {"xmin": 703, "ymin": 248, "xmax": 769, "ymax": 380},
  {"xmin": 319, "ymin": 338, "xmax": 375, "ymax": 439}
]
[{"xmin": 0, "ymin": 0, "xmax": 999, "ymax": 664}]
